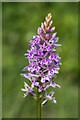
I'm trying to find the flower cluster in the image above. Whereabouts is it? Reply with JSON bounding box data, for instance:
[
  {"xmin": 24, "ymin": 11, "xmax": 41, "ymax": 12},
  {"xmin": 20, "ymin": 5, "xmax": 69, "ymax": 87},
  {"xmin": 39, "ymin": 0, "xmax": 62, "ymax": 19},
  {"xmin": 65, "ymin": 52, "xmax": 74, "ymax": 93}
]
[{"xmin": 21, "ymin": 13, "xmax": 62, "ymax": 106}]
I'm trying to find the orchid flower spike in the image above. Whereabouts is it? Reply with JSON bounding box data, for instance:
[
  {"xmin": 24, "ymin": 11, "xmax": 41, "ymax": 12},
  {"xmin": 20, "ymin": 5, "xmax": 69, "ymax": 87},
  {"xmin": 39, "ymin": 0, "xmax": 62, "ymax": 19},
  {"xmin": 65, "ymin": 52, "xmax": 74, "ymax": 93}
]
[{"xmin": 21, "ymin": 13, "xmax": 62, "ymax": 106}]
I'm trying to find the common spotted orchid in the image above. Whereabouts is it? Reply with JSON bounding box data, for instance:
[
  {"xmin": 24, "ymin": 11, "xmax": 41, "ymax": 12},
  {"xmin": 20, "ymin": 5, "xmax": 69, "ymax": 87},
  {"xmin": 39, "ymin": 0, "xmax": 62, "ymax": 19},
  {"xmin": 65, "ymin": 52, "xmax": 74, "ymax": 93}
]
[{"xmin": 21, "ymin": 13, "xmax": 62, "ymax": 118}]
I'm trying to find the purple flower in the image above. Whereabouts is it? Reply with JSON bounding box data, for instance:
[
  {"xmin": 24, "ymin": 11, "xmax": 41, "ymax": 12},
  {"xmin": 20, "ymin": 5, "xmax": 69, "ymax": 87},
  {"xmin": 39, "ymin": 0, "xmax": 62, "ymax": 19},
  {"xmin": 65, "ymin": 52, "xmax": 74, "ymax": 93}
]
[
  {"xmin": 40, "ymin": 58, "xmax": 48, "ymax": 66},
  {"xmin": 41, "ymin": 75, "xmax": 49, "ymax": 83},
  {"xmin": 21, "ymin": 13, "xmax": 62, "ymax": 106},
  {"xmin": 21, "ymin": 82, "xmax": 36, "ymax": 97},
  {"xmin": 38, "ymin": 82, "xmax": 50, "ymax": 92},
  {"xmin": 41, "ymin": 91, "xmax": 56, "ymax": 106},
  {"xmin": 50, "ymin": 81, "xmax": 60, "ymax": 88},
  {"xmin": 48, "ymin": 68, "xmax": 60, "ymax": 76},
  {"xmin": 30, "ymin": 35, "xmax": 40, "ymax": 46},
  {"xmin": 39, "ymin": 43, "xmax": 45, "ymax": 51},
  {"xmin": 21, "ymin": 73, "xmax": 39, "ymax": 88},
  {"xmin": 36, "ymin": 49, "xmax": 44, "ymax": 56},
  {"xmin": 43, "ymin": 82, "xmax": 50, "ymax": 91},
  {"xmin": 45, "ymin": 34, "xmax": 51, "ymax": 40}
]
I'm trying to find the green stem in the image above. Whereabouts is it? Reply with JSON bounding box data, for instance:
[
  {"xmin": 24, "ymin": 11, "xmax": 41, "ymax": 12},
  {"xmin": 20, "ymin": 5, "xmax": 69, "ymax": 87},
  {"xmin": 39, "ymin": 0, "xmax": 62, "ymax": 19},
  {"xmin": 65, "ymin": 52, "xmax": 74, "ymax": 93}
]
[{"xmin": 37, "ymin": 90, "xmax": 41, "ymax": 120}]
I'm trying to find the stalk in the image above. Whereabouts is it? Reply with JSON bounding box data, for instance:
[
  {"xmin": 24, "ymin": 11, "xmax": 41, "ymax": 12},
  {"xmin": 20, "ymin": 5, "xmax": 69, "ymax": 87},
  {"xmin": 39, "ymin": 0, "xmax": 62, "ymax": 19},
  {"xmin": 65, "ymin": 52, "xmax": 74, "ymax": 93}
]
[{"xmin": 37, "ymin": 89, "xmax": 41, "ymax": 120}]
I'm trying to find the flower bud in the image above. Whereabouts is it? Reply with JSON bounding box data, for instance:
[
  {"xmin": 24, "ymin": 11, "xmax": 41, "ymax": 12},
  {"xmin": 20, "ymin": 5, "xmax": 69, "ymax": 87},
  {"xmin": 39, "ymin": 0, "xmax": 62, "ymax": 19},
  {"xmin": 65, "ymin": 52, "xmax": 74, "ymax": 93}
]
[
  {"xmin": 37, "ymin": 27, "xmax": 42, "ymax": 35},
  {"xmin": 50, "ymin": 27, "xmax": 55, "ymax": 32},
  {"xmin": 52, "ymin": 32, "xmax": 57, "ymax": 39},
  {"xmin": 47, "ymin": 13, "xmax": 51, "ymax": 18},
  {"xmin": 49, "ymin": 20, "xmax": 53, "ymax": 28}
]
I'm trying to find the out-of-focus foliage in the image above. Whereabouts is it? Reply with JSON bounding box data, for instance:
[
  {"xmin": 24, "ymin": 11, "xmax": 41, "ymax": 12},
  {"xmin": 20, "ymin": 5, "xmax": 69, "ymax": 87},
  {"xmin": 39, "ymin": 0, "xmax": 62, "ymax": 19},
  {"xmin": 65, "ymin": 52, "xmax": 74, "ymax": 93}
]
[{"xmin": 2, "ymin": 2, "xmax": 78, "ymax": 118}]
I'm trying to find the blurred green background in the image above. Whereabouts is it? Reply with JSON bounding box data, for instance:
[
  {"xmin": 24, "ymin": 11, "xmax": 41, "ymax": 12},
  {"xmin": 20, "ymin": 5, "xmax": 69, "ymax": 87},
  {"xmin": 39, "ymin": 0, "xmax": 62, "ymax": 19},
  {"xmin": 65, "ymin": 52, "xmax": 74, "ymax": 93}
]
[{"xmin": 2, "ymin": 2, "xmax": 78, "ymax": 118}]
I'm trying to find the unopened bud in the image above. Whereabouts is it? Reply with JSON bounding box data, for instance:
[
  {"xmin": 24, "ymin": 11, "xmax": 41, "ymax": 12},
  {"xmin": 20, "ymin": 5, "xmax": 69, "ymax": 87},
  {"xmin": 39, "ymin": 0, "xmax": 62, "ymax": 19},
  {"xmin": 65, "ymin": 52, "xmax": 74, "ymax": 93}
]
[
  {"xmin": 52, "ymin": 32, "xmax": 57, "ymax": 39},
  {"xmin": 49, "ymin": 20, "xmax": 53, "ymax": 28},
  {"xmin": 49, "ymin": 15, "xmax": 52, "ymax": 21},
  {"xmin": 45, "ymin": 17, "xmax": 49, "ymax": 23},
  {"xmin": 50, "ymin": 27, "xmax": 55, "ymax": 32},
  {"xmin": 44, "ymin": 21, "xmax": 47, "ymax": 27},
  {"xmin": 48, "ymin": 13, "xmax": 51, "ymax": 18},
  {"xmin": 41, "ymin": 23, "xmax": 44, "ymax": 29}
]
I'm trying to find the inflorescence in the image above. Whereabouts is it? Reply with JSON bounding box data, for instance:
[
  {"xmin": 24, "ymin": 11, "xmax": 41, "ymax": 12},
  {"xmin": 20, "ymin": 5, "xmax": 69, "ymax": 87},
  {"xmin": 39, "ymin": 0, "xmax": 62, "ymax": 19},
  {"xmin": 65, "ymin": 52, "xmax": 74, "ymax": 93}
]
[{"xmin": 21, "ymin": 13, "xmax": 62, "ymax": 106}]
